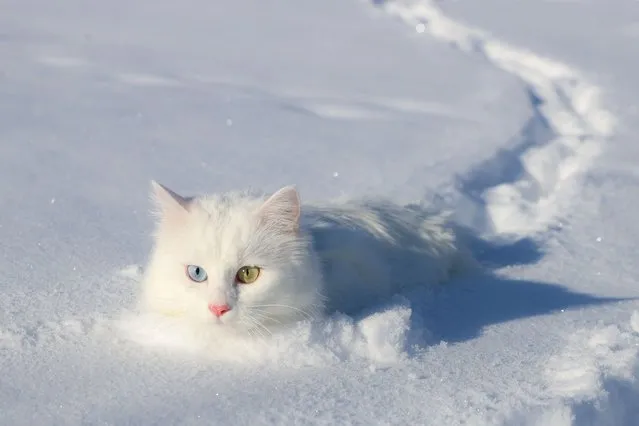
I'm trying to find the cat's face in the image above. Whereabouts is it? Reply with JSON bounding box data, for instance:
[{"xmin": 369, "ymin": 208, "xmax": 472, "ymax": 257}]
[{"xmin": 140, "ymin": 182, "xmax": 324, "ymax": 334}]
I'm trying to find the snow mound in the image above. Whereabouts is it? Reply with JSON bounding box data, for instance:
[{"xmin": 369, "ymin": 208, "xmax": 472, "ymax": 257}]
[
  {"xmin": 375, "ymin": 0, "xmax": 616, "ymax": 238},
  {"xmin": 0, "ymin": 328, "xmax": 20, "ymax": 350},
  {"xmin": 118, "ymin": 295, "xmax": 415, "ymax": 368},
  {"xmin": 506, "ymin": 311, "xmax": 639, "ymax": 426},
  {"xmin": 1, "ymin": 315, "xmax": 109, "ymax": 353}
]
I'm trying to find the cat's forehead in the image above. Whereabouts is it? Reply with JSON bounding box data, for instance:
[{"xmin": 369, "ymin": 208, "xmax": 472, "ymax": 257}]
[
  {"xmin": 195, "ymin": 191, "xmax": 263, "ymax": 220},
  {"xmin": 178, "ymin": 193, "xmax": 264, "ymax": 259}
]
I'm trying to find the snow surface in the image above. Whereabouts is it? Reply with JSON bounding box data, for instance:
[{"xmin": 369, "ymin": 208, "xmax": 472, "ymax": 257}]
[{"xmin": 1, "ymin": 0, "xmax": 639, "ymax": 424}]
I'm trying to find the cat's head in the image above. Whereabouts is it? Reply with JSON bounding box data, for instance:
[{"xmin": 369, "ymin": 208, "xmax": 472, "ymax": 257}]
[{"xmin": 140, "ymin": 182, "xmax": 324, "ymax": 333}]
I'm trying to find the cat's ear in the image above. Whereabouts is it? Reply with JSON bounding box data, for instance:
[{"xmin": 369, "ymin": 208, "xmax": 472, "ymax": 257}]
[
  {"xmin": 258, "ymin": 185, "xmax": 301, "ymax": 232},
  {"xmin": 150, "ymin": 180, "xmax": 191, "ymax": 219}
]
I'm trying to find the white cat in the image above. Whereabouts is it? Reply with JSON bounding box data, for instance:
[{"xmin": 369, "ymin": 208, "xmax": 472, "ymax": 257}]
[{"xmin": 139, "ymin": 182, "xmax": 470, "ymax": 334}]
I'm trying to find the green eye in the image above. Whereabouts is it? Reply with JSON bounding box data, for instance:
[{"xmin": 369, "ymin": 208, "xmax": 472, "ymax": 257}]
[{"xmin": 236, "ymin": 266, "xmax": 260, "ymax": 284}]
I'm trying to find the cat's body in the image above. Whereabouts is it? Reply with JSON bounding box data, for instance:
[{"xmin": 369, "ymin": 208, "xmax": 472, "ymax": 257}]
[
  {"xmin": 302, "ymin": 202, "xmax": 461, "ymax": 315},
  {"xmin": 139, "ymin": 182, "xmax": 468, "ymax": 334}
]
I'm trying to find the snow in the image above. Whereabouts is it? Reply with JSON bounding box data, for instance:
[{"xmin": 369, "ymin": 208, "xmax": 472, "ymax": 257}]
[{"xmin": 1, "ymin": 0, "xmax": 639, "ymax": 425}]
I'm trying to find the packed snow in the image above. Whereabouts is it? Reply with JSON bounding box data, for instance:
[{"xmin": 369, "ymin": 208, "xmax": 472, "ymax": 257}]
[{"xmin": 1, "ymin": 0, "xmax": 638, "ymax": 425}]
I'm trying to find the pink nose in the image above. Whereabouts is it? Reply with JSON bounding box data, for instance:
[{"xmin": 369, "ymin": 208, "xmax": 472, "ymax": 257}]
[{"xmin": 208, "ymin": 303, "xmax": 231, "ymax": 317}]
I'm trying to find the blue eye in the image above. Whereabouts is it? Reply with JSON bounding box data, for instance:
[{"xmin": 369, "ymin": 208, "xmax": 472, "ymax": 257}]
[{"xmin": 186, "ymin": 265, "xmax": 208, "ymax": 282}]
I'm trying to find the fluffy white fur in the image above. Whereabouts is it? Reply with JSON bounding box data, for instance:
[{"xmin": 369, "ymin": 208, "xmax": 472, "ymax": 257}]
[{"xmin": 139, "ymin": 182, "xmax": 468, "ymax": 335}]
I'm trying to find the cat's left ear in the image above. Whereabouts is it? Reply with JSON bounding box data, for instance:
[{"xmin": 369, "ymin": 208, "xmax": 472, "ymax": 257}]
[
  {"xmin": 258, "ymin": 185, "xmax": 301, "ymax": 233},
  {"xmin": 150, "ymin": 180, "xmax": 191, "ymax": 219}
]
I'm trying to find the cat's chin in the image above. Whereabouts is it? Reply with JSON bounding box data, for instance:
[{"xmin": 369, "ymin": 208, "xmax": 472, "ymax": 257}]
[
  {"xmin": 201, "ymin": 313, "xmax": 296, "ymax": 336},
  {"xmin": 193, "ymin": 312, "xmax": 260, "ymax": 334},
  {"xmin": 165, "ymin": 315, "xmax": 253, "ymax": 338}
]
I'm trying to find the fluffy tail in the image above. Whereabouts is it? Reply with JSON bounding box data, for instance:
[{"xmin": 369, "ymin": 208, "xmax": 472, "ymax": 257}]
[{"xmin": 416, "ymin": 208, "xmax": 482, "ymax": 280}]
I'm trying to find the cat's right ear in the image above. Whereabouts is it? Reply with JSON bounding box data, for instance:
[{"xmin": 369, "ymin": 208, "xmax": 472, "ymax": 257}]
[
  {"xmin": 150, "ymin": 181, "xmax": 191, "ymax": 221},
  {"xmin": 258, "ymin": 185, "xmax": 301, "ymax": 233}
]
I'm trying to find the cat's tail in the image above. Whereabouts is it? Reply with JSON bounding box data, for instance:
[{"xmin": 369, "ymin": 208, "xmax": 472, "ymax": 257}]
[{"xmin": 416, "ymin": 208, "xmax": 482, "ymax": 280}]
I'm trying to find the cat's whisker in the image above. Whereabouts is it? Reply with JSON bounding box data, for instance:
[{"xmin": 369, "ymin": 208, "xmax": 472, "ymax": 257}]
[
  {"xmin": 245, "ymin": 322, "xmax": 262, "ymax": 339},
  {"xmin": 250, "ymin": 304, "xmax": 318, "ymax": 321},
  {"xmin": 245, "ymin": 327, "xmax": 254, "ymax": 338},
  {"xmin": 246, "ymin": 311, "xmax": 285, "ymax": 334},
  {"xmin": 252, "ymin": 325, "xmax": 269, "ymax": 339},
  {"xmin": 245, "ymin": 309, "xmax": 284, "ymax": 325},
  {"xmin": 250, "ymin": 318, "xmax": 273, "ymax": 338},
  {"xmin": 255, "ymin": 322, "xmax": 273, "ymax": 338},
  {"xmin": 241, "ymin": 313, "xmax": 273, "ymax": 338},
  {"xmin": 239, "ymin": 316, "xmax": 259, "ymax": 336}
]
